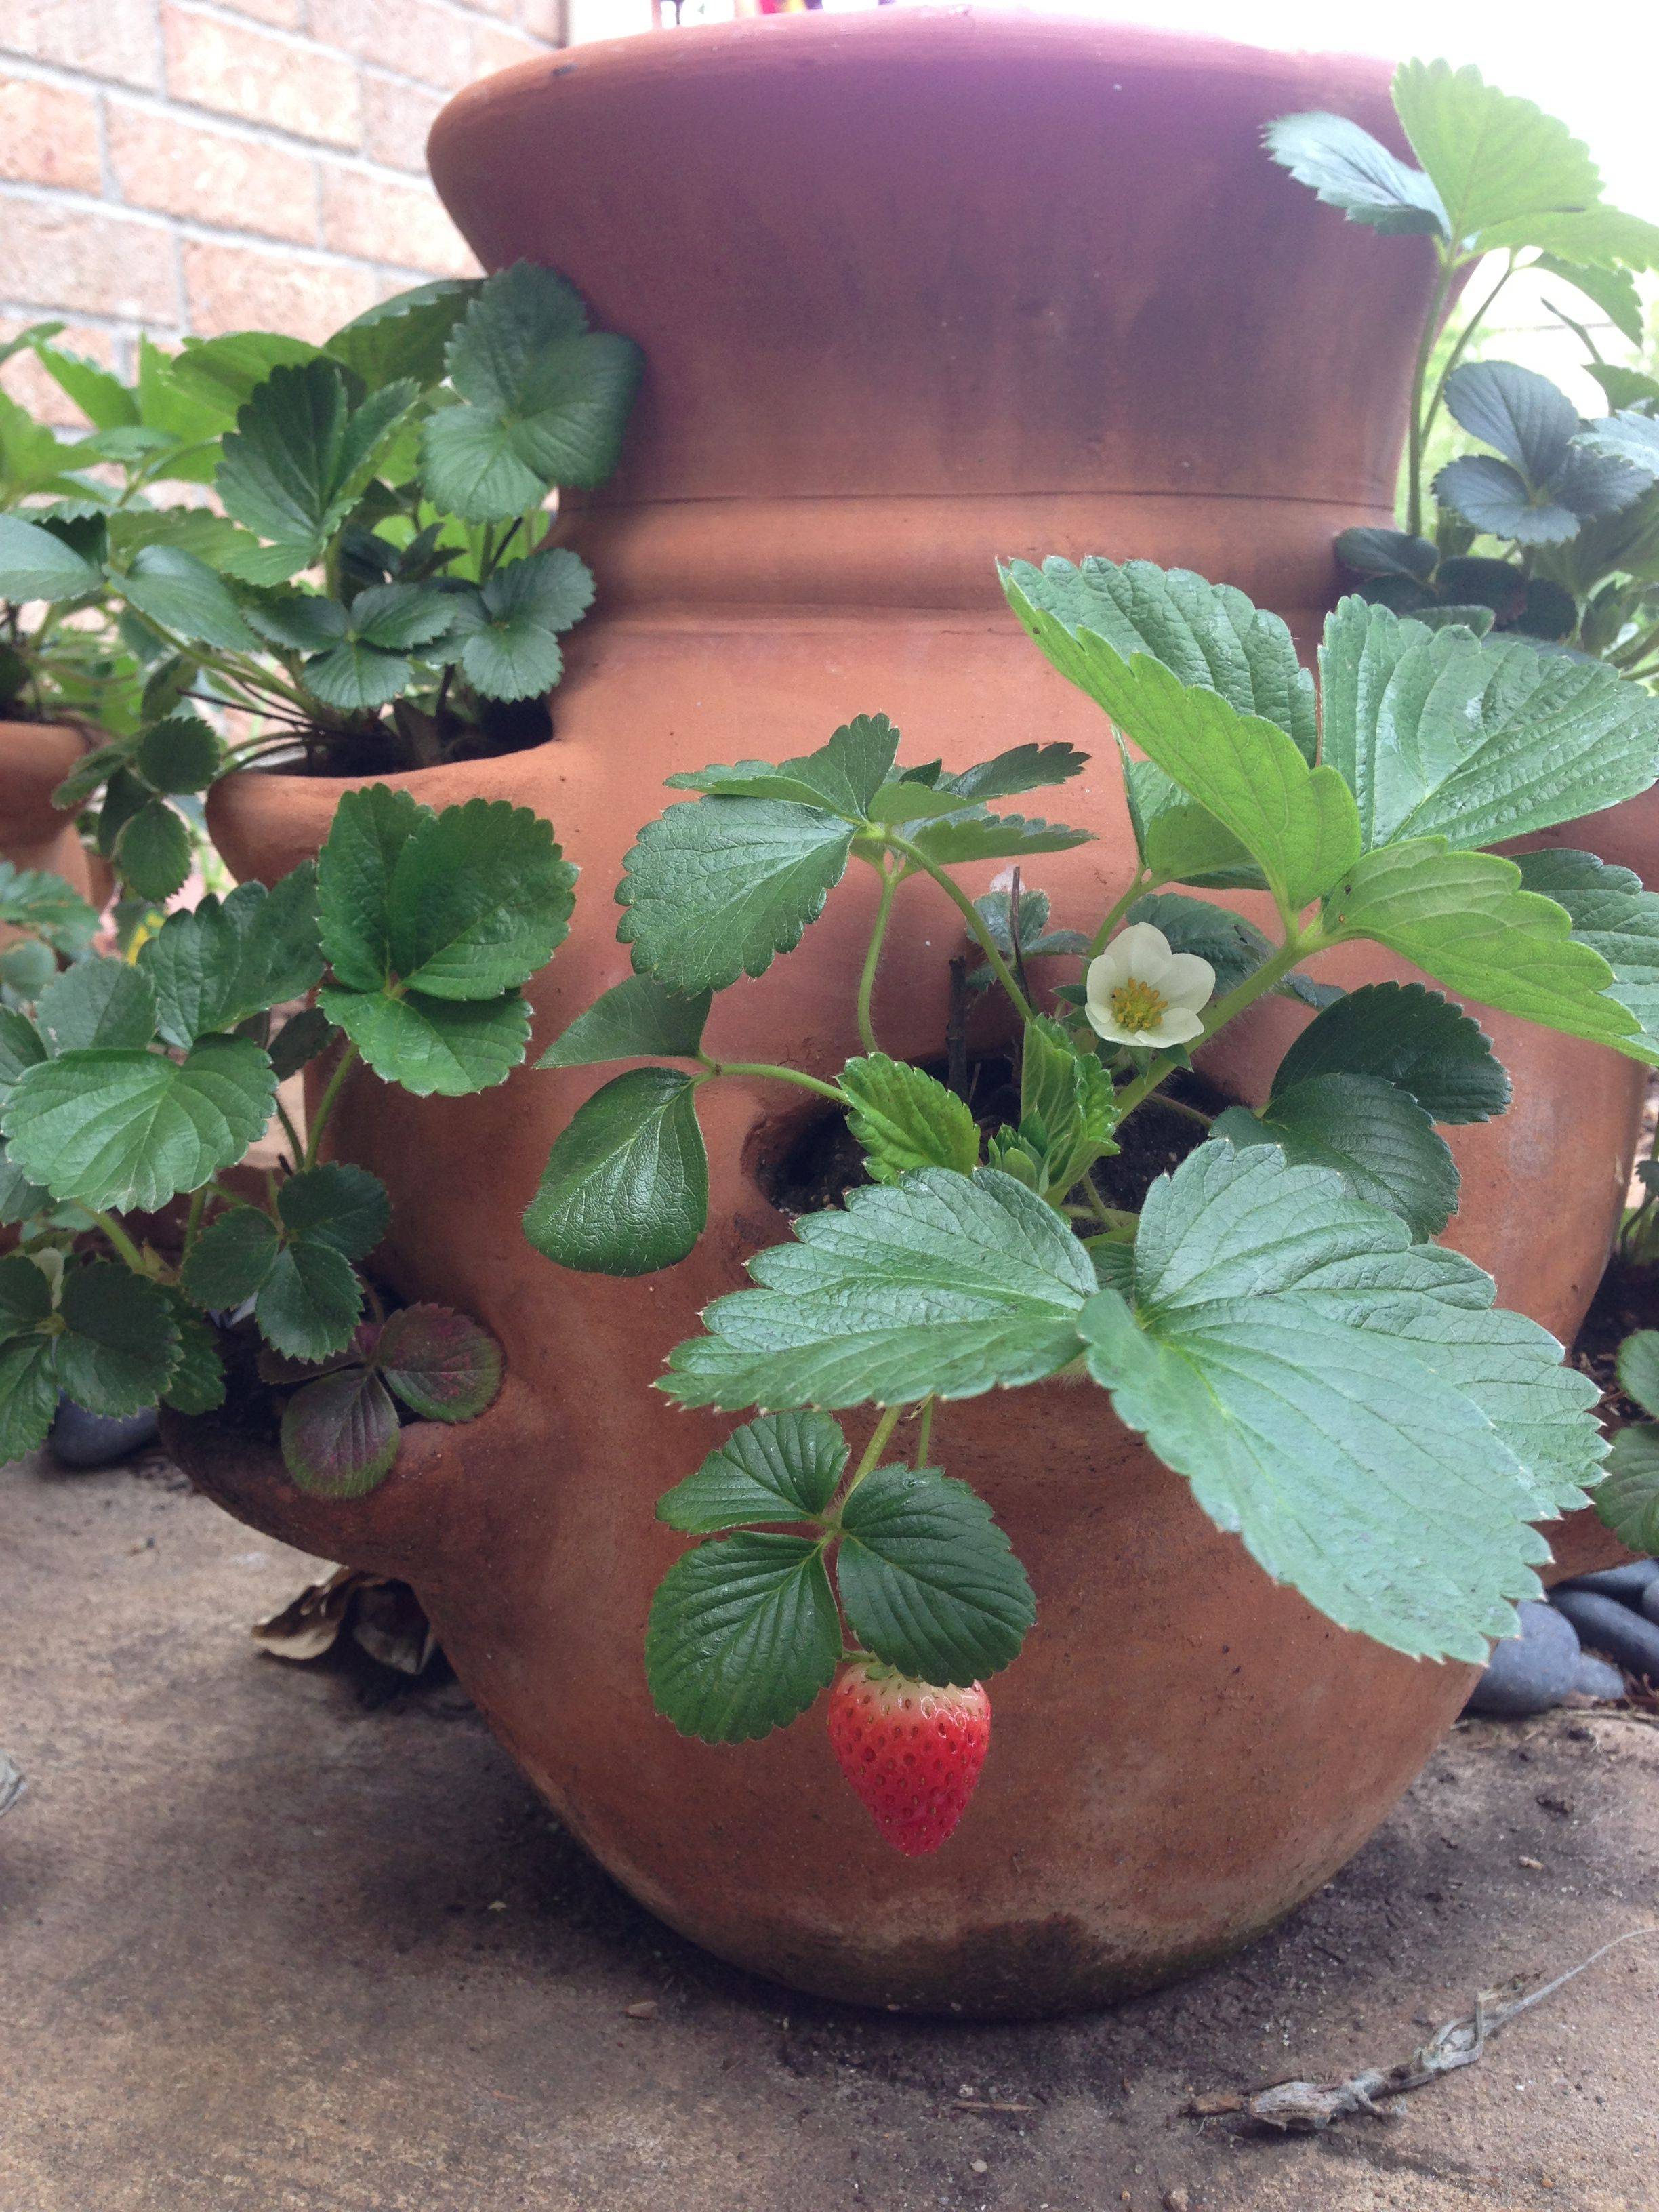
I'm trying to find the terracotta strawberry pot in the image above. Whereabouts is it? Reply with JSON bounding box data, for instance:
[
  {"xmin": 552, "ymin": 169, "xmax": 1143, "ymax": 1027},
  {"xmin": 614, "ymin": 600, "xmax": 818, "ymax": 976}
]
[
  {"xmin": 174, "ymin": 14, "xmax": 1643, "ymax": 2015},
  {"xmin": 0, "ymin": 721, "xmax": 103, "ymax": 909}
]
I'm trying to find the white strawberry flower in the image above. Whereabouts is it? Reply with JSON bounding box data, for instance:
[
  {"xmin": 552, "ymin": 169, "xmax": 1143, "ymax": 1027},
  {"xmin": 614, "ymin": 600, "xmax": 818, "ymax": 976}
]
[{"xmin": 1085, "ymin": 922, "xmax": 1215, "ymax": 1050}]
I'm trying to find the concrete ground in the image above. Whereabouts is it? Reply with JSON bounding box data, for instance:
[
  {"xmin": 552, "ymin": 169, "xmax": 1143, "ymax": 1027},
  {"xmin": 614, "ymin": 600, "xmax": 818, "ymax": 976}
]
[{"xmin": 3, "ymin": 1450, "xmax": 1657, "ymax": 2212}]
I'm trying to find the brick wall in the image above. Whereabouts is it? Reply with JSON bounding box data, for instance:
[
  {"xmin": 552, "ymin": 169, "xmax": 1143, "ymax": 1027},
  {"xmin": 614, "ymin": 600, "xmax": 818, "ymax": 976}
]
[{"xmin": 0, "ymin": 0, "xmax": 582, "ymax": 427}]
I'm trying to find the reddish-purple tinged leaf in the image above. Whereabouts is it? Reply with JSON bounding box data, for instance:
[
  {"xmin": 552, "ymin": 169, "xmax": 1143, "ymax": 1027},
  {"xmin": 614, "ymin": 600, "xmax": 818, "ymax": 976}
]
[
  {"xmin": 281, "ymin": 1366, "xmax": 401, "ymax": 1497},
  {"xmin": 377, "ymin": 1302, "xmax": 501, "ymax": 1424}
]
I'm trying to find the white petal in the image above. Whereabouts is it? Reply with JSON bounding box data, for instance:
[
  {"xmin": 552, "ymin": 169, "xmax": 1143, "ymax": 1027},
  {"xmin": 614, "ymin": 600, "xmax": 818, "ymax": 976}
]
[
  {"xmin": 1084, "ymin": 1001, "xmax": 1137, "ymax": 1047},
  {"xmin": 1146, "ymin": 1006, "xmax": 1206, "ymax": 1047},
  {"xmin": 1157, "ymin": 951, "xmax": 1216, "ymax": 1012},
  {"xmin": 1106, "ymin": 922, "xmax": 1174, "ymax": 982},
  {"xmin": 1085, "ymin": 948, "xmax": 1128, "ymax": 1009}
]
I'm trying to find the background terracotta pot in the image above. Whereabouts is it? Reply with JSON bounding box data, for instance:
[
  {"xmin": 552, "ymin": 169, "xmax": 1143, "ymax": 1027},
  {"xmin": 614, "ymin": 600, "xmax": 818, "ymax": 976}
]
[
  {"xmin": 181, "ymin": 13, "xmax": 1641, "ymax": 2015},
  {"xmin": 0, "ymin": 721, "xmax": 104, "ymax": 909}
]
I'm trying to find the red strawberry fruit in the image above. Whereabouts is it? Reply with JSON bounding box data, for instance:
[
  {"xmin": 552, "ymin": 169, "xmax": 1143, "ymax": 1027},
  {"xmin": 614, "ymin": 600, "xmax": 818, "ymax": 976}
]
[{"xmin": 826, "ymin": 1659, "xmax": 991, "ymax": 1856}]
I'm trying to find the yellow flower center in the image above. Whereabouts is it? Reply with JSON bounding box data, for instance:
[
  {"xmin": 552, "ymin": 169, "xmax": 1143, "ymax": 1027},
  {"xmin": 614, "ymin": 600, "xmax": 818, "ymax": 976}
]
[{"xmin": 1109, "ymin": 977, "xmax": 1170, "ymax": 1034}]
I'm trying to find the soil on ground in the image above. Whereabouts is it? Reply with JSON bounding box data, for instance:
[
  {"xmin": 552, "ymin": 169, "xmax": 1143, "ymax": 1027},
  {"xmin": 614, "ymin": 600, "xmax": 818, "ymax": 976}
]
[{"xmin": 4, "ymin": 1450, "xmax": 1658, "ymax": 2212}]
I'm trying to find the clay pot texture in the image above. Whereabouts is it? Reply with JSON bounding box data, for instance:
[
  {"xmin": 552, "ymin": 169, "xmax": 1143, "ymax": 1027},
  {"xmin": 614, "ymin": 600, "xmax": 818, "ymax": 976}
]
[
  {"xmin": 182, "ymin": 14, "xmax": 1640, "ymax": 2015},
  {"xmin": 0, "ymin": 722, "xmax": 102, "ymax": 908}
]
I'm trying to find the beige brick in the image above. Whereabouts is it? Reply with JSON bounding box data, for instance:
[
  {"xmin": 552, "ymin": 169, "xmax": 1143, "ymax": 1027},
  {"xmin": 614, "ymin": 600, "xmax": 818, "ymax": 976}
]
[
  {"xmin": 360, "ymin": 70, "xmax": 446, "ymax": 176},
  {"xmin": 0, "ymin": 74, "xmax": 103, "ymax": 192},
  {"xmin": 161, "ymin": 5, "xmax": 361, "ymax": 148},
  {"xmin": 471, "ymin": 23, "xmax": 548, "ymax": 74},
  {"xmin": 308, "ymin": 0, "xmax": 475, "ymax": 91},
  {"xmin": 182, "ymin": 237, "xmax": 377, "ymax": 340},
  {"xmin": 319, "ymin": 167, "xmax": 476, "ymax": 277},
  {"xmin": 212, "ymin": 0, "xmax": 307, "ymax": 24},
  {"xmin": 108, "ymin": 103, "xmax": 318, "ymax": 246},
  {"xmin": 520, "ymin": 0, "xmax": 567, "ymax": 40},
  {"xmin": 1, "ymin": 199, "xmax": 178, "ymax": 321},
  {"xmin": 0, "ymin": 316, "xmax": 120, "ymax": 428},
  {"xmin": 0, "ymin": 1, "xmax": 160, "ymax": 91}
]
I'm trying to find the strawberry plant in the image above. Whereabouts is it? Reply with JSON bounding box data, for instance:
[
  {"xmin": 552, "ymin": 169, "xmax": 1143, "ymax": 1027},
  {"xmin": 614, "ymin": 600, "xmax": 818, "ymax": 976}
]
[
  {"xmin": 529, "ymin": 554, "xmax": 1659, "ymax": 1851},
  {"xmin": 0, "ymin": 265, "xmax": 639, "ymax": 905},
  {"xmin": 0, "ymin": 783, "xmax": 573, "ymax": 1491},
  {"xmin": 1268, "ymin": 62, "xmax": 1659, "ymax": 669}
]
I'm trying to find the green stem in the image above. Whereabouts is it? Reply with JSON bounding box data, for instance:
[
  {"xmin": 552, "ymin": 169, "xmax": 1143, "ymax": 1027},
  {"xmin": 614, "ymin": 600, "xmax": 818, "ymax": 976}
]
[
  {"xmin": 274, "ymin": 1094, "xmax": 304, "ymax": 1166},
  {"xmin": 1420, "ymin": 257, "xmax": 1515, "ymax": 455},
  {"xmin": 1113, "ymin": 929, "xmax": 1317, "ymax": 1122},
  {"xmin": 1406, "ymin": 251, "xmax": 1460, "ymax": 538},
  {"xmin": 886, "ymin": 832, "xmax": 1035, "ymax": 1023},
  {"xmin": 78, "ymin": 1206, "xmax": 148, "ymax": 1272},
  {"xmin": 302, "ymin": 1041, "xmax": 361, "ymax": 1169},
  {"xmin": 914, "ymin": 1396, "xmax": 935, "ymax": 1468},
  {"xmin": 856, "ymin": 861, "xmax": 901, "ymax": 1056},
  {"xmin": 841, "ymin": 1404, "xmax": 904, "ymax": 1502},
  {"xmin": 182, "ymin": 1183, "xmax": 208, "ymax": 1260},
  {"xmin": 1088, "ymin": 867, "xmax": 1157, "ymax": 959},
  {"xmin": 701, "ymin": 1058, "xmax": 847, "ymax": 1105}
]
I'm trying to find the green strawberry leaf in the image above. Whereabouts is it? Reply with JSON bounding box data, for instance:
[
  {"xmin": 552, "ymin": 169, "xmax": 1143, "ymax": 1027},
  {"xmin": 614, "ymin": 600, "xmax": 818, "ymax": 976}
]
[
  {"xmin": 447, "ymin": 547, "xmax": 594, "ymax": 701},
  {"xmin": 1005, "ymin": 565, "xmax": 1356, "ymax": 912},
  {"xmin": 4, "ymin": 1036, "xmax": 278, "ymax": 1211},
  {"xmin": 0, "ymin": 511, "xmax": 104, "ymax": 601},
  {"xmin": 663, "ymin": 716, "xmax": 900, "ymax": 818},
  {"xmin": 140, "ymin": 866, "xmax": 323, "ymax": 1048},
  {"xmin": 160, "ymin": 1308, "xmax": 227, "ymax": 1416},
  {"xmin": 1323, "ymin": 839, "xmax": 1653, "ymax": 1061},
  {"xmin": 656, "ymin": 1410, "xmax": 849, "ymax": 1534},
  {"xmin": 374, "ymin": 1303, "xmax": 501, "ymax": 1422},
  {"xmin": 523, "ymin": 1065, "xmax": 708, "ymax": 1276},
  {"xmin": 385, "ymin": 798, "xmax": 576, "ymax": 1000},
  {"xmin": 276, "ymin": 1162, "xmax": 389, "ymax": 1261},
  {"xmin": 1078, "ymin": 1139, "xmax": 1595, "ymax": 1661},
  {"xmin": 617, "ymin": 798, "xmax": 857, "ymax": 992},
  {"xmin": 1010, "ymin": 1013, "xmax": 1120, "ymax": 1197},
  {"xmin": 836, "ymin": 1465, "xmax": 1035, "ymax": 1684},
  {"xmin": 1270, "ymin": 980, "xmax": 1510, "ymax": 1124},
  {"xmin": 113, "ymin": 800, "xmax": 192, "ymax": 903},
  {"xmin": 134, "ymin": 711, "xmax": 225, "ymax": 794},
  {"xmin": 838, "ymin": 1054, "xmax": 980, "ymax": 1185},
  {"xmin": 35, "ymin": 959, "xmax": 157, "ymax": 1054},
  {"xmin": 1265, "ymin": 109, "xmax": 1447, "ymax": 236},
  {"xmin": 317, "ymin": 783, "xmax": 426, "ymax": 993},
  {"xmin": 1617, "ymin": 1329, "xmax": 1659, "ymax": 1420},
  {"xmin": 324, "ymin": 276, "xmax": 481, "ymax": 391},
  {"xmin": 537, "ymin": 975, "xmax": 712, "ymax": 1070},
  {"xmin": 1512, "ymin": 849, "xmax": 1659, "ymax": 1050},
  {"xmin": 1392, "ymin": 58, "xmax": 1601, "ymax": 250},
  {"xmin": 319, "ymin": 983, "xmax": 531, "ymax": 1097},
  {"xmin": 180, "ymin": 1206, "xmax": 281, "ymax": 1307},
  {"xmin": 1318, "ymin": 597, "xmax": 1659, "ymax": 852},
  {"xmin": 896, "ymin": 810, "xmax": 1092, "ymax": 867},
  {"xmin": 661, "ymin": 1167, "xmax": 1098, "ymax": 1412},
  {"xmin": 268, "ymin": 1006, "xmax": 338, "ymax": 1083},
  {"xmin": 281, "ymin": 1366, "xmax": 401, "ymax": 1498},
  {"xmin": 216, "ymin": 361, "xmax": 415, "ymax": 569},
  {"xmin": 1214, "ymin": 1073, "xmax": 1460, "ymax": 1240},
  {"xmin": 999, "ymin": 556, "xmax": 1318, "ymax": 752},
  {"xmin": 56, "ymin": 1261, "xmax": 179, "ymax": 1416},
  {"xmin": 0, "ymin": 1011, "xmax": 47, "ymax": 1103},
  {"xmin": 117, "ymin": 545, "xmax": 258, "ymax": 653},
  {"xmin": 420, "ymin": 262, "xmax": 641, "ymax": 522},
  {"xmin": 0, "ymin": 1335, "xmax": 59, "ymax": 1462},
  {"xmin": 0, "ymin": 861, "xmax": 98, "ymax": 957},
  {"xmin": 0, "ymin": 1139, "xmax": 51, "ymax": 1226},
  {"xmin": 645, "ymin": 1531, "xmax": 842, "ymax": 1744},
  {"xmin": 1595, "ymin": 1422, "xmax": 1659, "ymax": 1556},
  {"xmin": 255, "ymin": 1240, "xmax": 362, "ymax": 1361},
  {"xmin": 0, "ymin": 1254, "xmax": 52, "ymax": 1337},
  {"xmin": 943, "ymin": 741, "xmax": 1091, "ymax": 802}
]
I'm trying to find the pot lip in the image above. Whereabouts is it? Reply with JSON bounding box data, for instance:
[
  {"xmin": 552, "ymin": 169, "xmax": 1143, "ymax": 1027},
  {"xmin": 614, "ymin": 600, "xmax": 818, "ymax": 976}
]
[
  {"xmin": 433, "ymin": 7, "xmax": 1395, "ymax": 144},
  {"xmin": 0, "ymin": 717, "xmax": 95, "ymax": 822}
]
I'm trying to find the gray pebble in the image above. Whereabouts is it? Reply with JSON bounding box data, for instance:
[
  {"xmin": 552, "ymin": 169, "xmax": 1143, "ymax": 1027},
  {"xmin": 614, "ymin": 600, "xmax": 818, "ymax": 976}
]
[
  {"xmin": 1549, "ymin": 1589, "xmax": 1659, "ymax": 1683},
  {"xmin": 1555, "ymin": 1559, "xmax": 1659, "ymax": 1601},
  {"xmin": 1644, "ymin": 1582, "xmax": 1659, "ymax": 1628},
  {"xmin": 47, "ymin": 1400, "xmax": 159, "ymax": 1470},
  {"xmin": 1570, "ymin": 1653, "xmax": 1628, "ymax": 1702},
  {"xmin": 0, "ymin": 1752, "xmax": 24, "ymax": 1817},
  {"xmin": 1465, "ymin": 1601, "xmax": 1581, "ymax": 1716}
]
